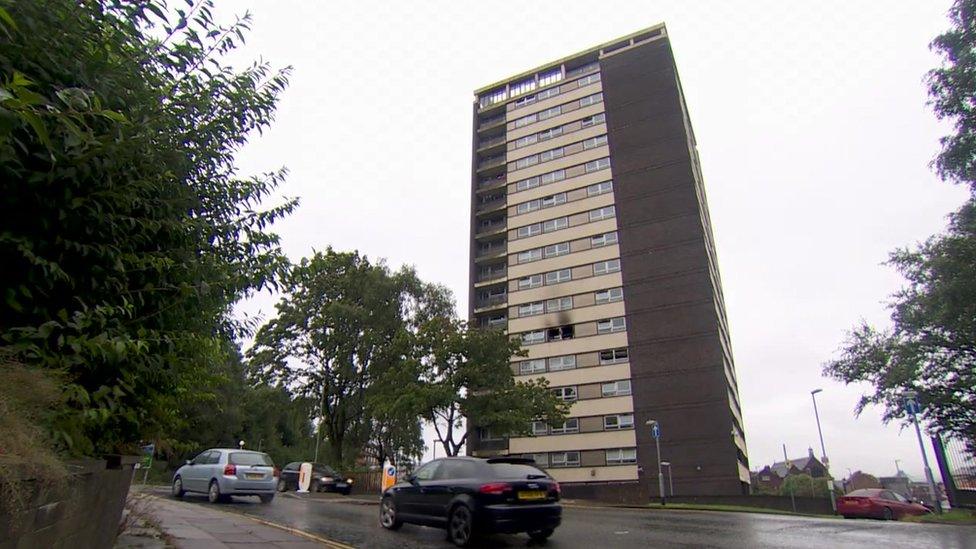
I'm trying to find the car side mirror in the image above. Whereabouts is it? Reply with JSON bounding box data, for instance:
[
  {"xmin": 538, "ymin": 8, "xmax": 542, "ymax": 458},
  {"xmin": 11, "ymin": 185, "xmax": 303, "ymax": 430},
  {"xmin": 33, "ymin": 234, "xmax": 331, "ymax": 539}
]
[
  {"xmin": 185, "ymin": 460, "xmax": 193, "ymax": 466},
  {"xmin": 406, "ymin": 474, "xmax": 418, "ymax": 485}
]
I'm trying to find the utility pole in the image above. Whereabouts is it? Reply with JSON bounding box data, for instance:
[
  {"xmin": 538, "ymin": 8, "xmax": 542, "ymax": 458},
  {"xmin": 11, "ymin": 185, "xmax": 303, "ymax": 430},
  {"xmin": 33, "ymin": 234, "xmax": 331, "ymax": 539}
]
[
  {"xmin": 904, "ymin": 390, "xmax": 942, "ymax": 513},
  {"xmin": 810, "ymin": 389, "xmax": 836, "ymax": 512}
]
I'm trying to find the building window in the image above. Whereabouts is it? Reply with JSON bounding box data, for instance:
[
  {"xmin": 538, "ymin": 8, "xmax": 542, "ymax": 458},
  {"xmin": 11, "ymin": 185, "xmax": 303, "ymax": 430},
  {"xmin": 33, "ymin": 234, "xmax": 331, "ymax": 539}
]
[
  {"xmin": 515, "ymin": 134, "xmax": 538, "ymax": 148},
  {"xmin": 604, "ymin": 414, "xmax": 635, "ymax": 431},
  {"xmin": 581, "ymin": 113, "xmax": 606, "ymax": 128},
  {"xmin": 527, "ymin": 453, "xmax": 549, "ymax": 466},
  {"xmin": 593, "ymin": 259, "xmax": 621, "ymax": 275},
  {"xmin": 602, "ymin": 380, "xmax": 632, "ymax": 397},
  {"xmin": 591, "ymin": 232, "xmax": 618, "ymax": 247},
  {"xmin": 543, "ymin": 217, "xmax": 568, "ymax": 233},
  {"xmin": 519, "ymin": 302, "xmax": 544, "ymax": 317},
  {"xmin": 514, "ymin": 112, "xmax": 538, "ymax": 128},
  {"xmin": 541, "ymin": 193, "xmax": 567, "ymax": 209},
  {"xmin": 583, "ymin": 135, "xmax": 608, "ymax": 150},
  {"xmin": 516, "ymin": 176, "xmax": 540, "ymax": 192},
  {"xmin": 548, "ymin": 325, "xmax": 574, "ymax": 341},
  {"xmin": 539, "ymin": 69, "xmax": 563, "ymax": 88},
  {"xmin": 531, "ymin": 421, "xmax": 549, "ymax": 436},
  {"xmin": 537, "ymin": 86, "xmax": 560, "ymax": 101},
  {"xmin": 479, "ymin": 427, "xmax": 504, "ymax": 441},
  {"xmin": 516, "ymin": 155, "xmax": 539, "ymax": 170},
  {"xmin": 517, "ymin": 223, "xmax": 542, "ymax": 238},
  {"xmin": 595, "ymin": 287, "xmax": 623, "ymax": 304},
  {"xmin": 589, "ymin": 206, "xmax": 616, "ymax": 222},
  {"xmin": 545, "ymin": 269, "xmax": 571, "ymax": 285},
  {"xmin": 546, "ymin": 296, "xmax": 573, "ymax": 312},
  {"xmin": 540, "ymin": 147, "xmax": 564, "ymax": 162},
  {"xmin": 541, "ymin": 169, "xmax": 566, "ymax": 184},
  {"xmin": 514, "ymin": 95, "xmax": 536, "ymax": 108},
  {"xmin": 544, "ymin": 242, "xmax": 570, "ymax": 258},
  {"xmin": 517, "ymin": 199, "xmax": 541, "ymax": 215},
  {"xmin": 518, "ymin": 274, "xmax": 543, "ymax": 290},
  {"xmin": 606, "ymin": 448, "xmax": 638, "ymax": 465},
  {"xmin": 585, "ymin": 157, "xmax": 611, "ymax": 173},
  {"xmin": 600, "ymin": 348, "xmax": 629, "ymax": 365},
  {"xmin": 538, "ymin": 106, "xmax": 562, "ymax": 121},
  {"xmin": 522, "ymin": 331, "xmax": 546, "ymax": 345},
  {"xmin": 517, "ymin": 248, "xmax": 543, "ymax": 264},
  {"xmin": 597, "ymin": 317, "xmax": 626, "ymax": 334},
  {"xmin": 587, "ymin": 181, "xmax": 613, "ymax": 197},
  {"xmin": 510, "ymin": 78, "xmax": 537, "ymax": 97},
  {"xmin": 539, "ymin": 126, "xmax": 563, "ymax": 141},
  {"xmin": 579, "ymin": 92, "xmax": 604, "ymax": 107},
  {"xmin": 552, "ymin": 386, "xmax": 578, "ymax": 402},
  {"xmin": 548, "ymin": 355, "xmax": 577, "ymax": 371},
  {"xmin": 479, "ymin": 88, "xmax": 507, "ymax": 108},
  {"xmin": 520, "ymin": 359, "xmax": 546, "ymax": 375},
  {"xmin": 487, "ymin": 315, "xmax": 506, "ymax": 328},
  {"xmin": 550, "ymin": 451, "xmax": 580, "ymax": 468},
  {"xmin": 550, "ymin": 418, "xmax": 579, "ymax": 435},
  {"xmin": 577, "ymin": 73, "xmax": 601, "ymax": 87}
]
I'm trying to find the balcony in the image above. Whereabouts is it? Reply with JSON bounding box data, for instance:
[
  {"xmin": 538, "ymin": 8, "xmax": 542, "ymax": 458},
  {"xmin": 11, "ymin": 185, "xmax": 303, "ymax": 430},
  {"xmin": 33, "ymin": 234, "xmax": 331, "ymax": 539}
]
[
  {"xmin": 478, "ymin": 114, "xmax": 506, "ymax": 132},
  {"xmin": 474, "ymin": 293, "xmax": 508, "ymax": 312},
  {"xmin": 475, "ymin": 242, "xmax": 507, "ymax": 262},
  {"xmin": 476, "ymin": 174, "xmax": 506, "ymax": 193},
  {"xmin": 475, "ymin": 217, "xmax": 506, "ymax": 238},
  {"xmin": 475, "ymin": 195, "xmax": 506, "ymax": 215},
  {"xmin": 477, "ymin": 134, "xmax": 506, "ymax": 153},
  {"xmin": 477, "ymin": 154, "xmax": 506, "ymax": 172},
  {"xmin": 476, "ymin": 266, "xmax": 506, "ymax": 284}
]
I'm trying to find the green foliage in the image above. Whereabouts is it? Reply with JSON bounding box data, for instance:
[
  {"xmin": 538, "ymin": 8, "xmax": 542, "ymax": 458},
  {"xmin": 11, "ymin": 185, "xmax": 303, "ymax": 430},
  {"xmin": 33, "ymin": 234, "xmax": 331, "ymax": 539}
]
[
  {"xmin": 927, "ymin": 0, "xmax": 976, "ymax": 188},
  {"xmin": 0, "ymin": 0, "xmax": 294, "ymax": 455},
  {"xmin": 779, "ymin": 474, "xmax": 830, "ymax": 498}
]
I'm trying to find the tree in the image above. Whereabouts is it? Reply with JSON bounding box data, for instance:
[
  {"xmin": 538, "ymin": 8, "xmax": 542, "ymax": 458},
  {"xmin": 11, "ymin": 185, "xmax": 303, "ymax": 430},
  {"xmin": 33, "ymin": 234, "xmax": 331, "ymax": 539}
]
[
  {"xmin": 0, "ymin": 1, "xmax": 294, "ymax": 455},
  {"xmin": 824, "ymin": 2, "xmax": 976, "ymax": 449},
  {"xmin": 414, "ymin": 318, "xmax": 570, "ymax": 457},
  {"xmin": 248, "ymin": 250, "xmax": 422, "ymax": 467},
  {"xmin": 780, "ymin": 473, "xmax": 829, "ymax": 498}
]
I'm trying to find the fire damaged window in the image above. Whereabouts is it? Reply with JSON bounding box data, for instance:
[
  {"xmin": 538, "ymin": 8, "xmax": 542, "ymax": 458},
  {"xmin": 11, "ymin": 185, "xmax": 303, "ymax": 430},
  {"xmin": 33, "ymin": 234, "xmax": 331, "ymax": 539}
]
[{"xmin": 548, "ymin": 325, "xmax": 574, "ymax": 341}]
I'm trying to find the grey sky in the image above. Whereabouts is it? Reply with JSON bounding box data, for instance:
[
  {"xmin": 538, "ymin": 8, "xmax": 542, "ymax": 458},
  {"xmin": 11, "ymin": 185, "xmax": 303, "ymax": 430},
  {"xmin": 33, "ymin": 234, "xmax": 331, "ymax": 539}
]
[{"xmin": 221, "ymin": 0, "xmax": 969, "ymax": 480}]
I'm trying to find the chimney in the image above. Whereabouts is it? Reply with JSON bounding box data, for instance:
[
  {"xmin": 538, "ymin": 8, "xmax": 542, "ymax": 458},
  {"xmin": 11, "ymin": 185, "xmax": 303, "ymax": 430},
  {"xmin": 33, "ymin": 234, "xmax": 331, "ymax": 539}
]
[{"xmin": 808, "ymin": 447, "xmax": 814, "ymax": 459}]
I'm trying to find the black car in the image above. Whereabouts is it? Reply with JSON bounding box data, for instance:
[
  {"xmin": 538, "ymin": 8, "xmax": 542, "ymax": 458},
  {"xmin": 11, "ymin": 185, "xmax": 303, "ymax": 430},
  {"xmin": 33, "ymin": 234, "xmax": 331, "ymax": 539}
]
[
  {"xmin": 277, "ymin": 462, "xmax": 352, "ymax": 495},
  {"xmin": 379, "ymin": 456, "xmax": 561, "ymax": 547}
]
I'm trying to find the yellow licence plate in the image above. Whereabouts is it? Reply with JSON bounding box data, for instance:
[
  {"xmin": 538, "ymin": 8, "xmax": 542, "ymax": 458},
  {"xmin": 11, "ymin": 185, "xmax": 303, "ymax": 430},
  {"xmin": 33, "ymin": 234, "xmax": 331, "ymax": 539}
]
[
  {"xmin": 245, "ymin": 473, "xmax": 263, "ymax": 480},
  {"xmin": 518, "ymin": 490, "xmax": 546, "ymax": 501}
]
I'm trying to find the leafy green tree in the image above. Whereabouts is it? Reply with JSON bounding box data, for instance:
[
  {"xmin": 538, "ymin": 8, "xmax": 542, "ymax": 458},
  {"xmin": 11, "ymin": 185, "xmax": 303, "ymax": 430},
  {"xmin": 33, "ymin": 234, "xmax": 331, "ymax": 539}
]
[
  {"xmin": 0, "ymin": 0, "xmax": 294, "ymax": 455},
  {"xmin": 824, "ymin": 2, "xmax": 976, "ymax": 448},
  {"xmin": 780, "ymin": 473, "xmax": 830, "ymax": 498}
]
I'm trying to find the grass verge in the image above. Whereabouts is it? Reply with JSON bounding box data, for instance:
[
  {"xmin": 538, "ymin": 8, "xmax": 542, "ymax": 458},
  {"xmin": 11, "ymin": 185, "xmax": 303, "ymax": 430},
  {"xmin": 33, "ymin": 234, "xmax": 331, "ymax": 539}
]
[
  {"xmin": 641, "ymin": 502, "xmax": 836, "ymax": 517},
  {"xmin": 903, "ymin": 509, "xmax": 976, "ymax": 525}
]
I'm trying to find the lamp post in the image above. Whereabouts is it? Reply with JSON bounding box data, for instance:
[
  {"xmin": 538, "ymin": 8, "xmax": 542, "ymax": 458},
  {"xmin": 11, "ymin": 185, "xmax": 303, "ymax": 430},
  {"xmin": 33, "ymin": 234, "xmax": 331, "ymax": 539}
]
[
  {"xmin": 645, "ymin": 419, "xmax": 665, "ymax": 505},
  {"xmin": 661, "ymin": 461, "xmax": 674, "ymax": 496},
  {"xmin": 810, "ymin": 389, "xmax": 836, "ymax": 512},
  {"xmin": 904, "ymin": 390, "xmax": 942, "ymax": 513}
]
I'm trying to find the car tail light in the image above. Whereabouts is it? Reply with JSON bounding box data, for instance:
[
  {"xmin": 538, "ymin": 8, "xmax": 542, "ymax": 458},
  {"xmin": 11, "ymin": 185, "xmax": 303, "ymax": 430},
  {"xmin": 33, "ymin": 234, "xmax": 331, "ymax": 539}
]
[
  {"xmin": 223, "ymin": 464, "xmax": 237, "ymax": 476},
  {"xmin": 273, "ymin": 467, "xmax": 280, "ymax": 478},
  {"xmin": 479, "ymin": 482, "xmax": 512, "ymax": 495},
  {"xmin": 552, "ymin": 481, "xmax": 561, "ymax": 496}
]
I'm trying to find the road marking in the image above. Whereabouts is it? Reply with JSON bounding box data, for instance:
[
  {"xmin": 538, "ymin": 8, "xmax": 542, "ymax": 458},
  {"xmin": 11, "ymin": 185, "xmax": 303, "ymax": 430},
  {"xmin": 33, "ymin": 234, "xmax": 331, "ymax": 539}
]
[
  {"xmin": 614, "ymin": 531, "xmax": 630, "ymax": 535},
  {"xmin": 145, "ymin": 494, "xmax": 356, "ymax": 549}
]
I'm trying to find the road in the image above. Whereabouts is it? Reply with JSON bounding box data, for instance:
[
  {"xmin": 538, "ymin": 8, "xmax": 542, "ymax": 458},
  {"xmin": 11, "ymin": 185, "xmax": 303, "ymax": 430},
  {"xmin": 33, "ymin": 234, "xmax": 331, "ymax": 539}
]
[{"xmin": 152, "ymin": 487, "xmax": 975, "ymax": 548}]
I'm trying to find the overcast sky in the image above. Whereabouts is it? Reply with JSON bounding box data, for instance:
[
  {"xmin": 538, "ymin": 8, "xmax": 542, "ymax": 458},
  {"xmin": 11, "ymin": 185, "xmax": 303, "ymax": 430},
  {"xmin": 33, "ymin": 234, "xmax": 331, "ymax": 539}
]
[{"xmin": 218, "ymin": 0, "xmax": 969, "ymax": 480}]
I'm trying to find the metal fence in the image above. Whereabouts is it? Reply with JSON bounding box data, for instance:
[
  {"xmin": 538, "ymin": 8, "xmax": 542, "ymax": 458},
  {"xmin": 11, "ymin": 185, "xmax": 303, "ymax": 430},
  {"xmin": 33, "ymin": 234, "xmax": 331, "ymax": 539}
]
[{"xmin": 932, "ymin": 433, "xmax": 976, "ymax": 508}]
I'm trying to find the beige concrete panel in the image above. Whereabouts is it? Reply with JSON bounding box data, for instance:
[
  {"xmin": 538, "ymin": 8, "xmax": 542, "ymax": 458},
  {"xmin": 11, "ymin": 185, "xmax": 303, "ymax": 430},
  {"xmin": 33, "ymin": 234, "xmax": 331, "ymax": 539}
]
[
  {"xmin": 507, "ymin": 169, "xmax": 615, "ymax": 204},
  {"xmin": 580, "ymin": 417, "xmax": 605, "ymax": 434},
  {"xmin": 565, "ymin": 165, "xmax": 586, "ymax": 178},
  {"xmin": 519, "ymin": 332, "xmax": 629, "ymax": 361},
  {"xmin": 508, "ymin": 254, "xmax": 518, "ymax": 267},
  {"xmin": 561, "ymin": 102, "xmax": 581, "ymax": 115},
  {"xmin": 508, "ymin": 305, "xmax": 519, "ymax": 318},
  {"xmin": 507, "ymin": 103, "xmax": 607, "ymax": 143},
  {"xmin": 567, "ymin": 212, "xmax": 590, "ymax": 227},
  {"xmin": 508, "ymin": 300, "xmax": 626, "ymax": 333},
  {"xmin": 566, "ymin": 188, "xmax": 589, "ymax": 202},
  {"xmin": 508, "ymin": 243, "xmax": 619, "ymax": 279},
  {"xmin": 509, "ymin": 272, "xmax": 622, "ymax": 306},
  {"xmin": 509, "ymin": 218, "xmax": 618, "ymax": 254},
  {"xmin": 507, "ymin": 124, "xmax": 607, "ymax": 162},
  {"xmin": 564, "ymin": 142, "xmax": 584, "ymax": 156},
  {"xmin": 505, "ymin": 81, "xmax": 602, "ymax": 123},
  {"xmin": 547, "ymin": 465, "xmax": 638, "ymax": 483},
  {"xmin": 575, "ymin": 322, "xmax": 598, "ymax": 338},
  {"xmin": 507, "ymin": 145, "xmax": 609, "ymax": 182},
  {"xmin": 507, "ymin": 228, "xmax": 518, "ymax": 241},
  {"xmin": 574, "ymin": 292, "xmax": 597, "ymax": 307},
  {"xmin": 509, "ymin": 191, "xmax": 614, "ymax": 228},
  {"xmin": 578, "ymin": 383, "xmax": 601, "ymax": 400},
  {"xmin": 509, "ymin": 429, "xmax": 635, "ymax": 453},
  {"xmin": 506, "ymin": 205, "xmax": 518, "ymax": 218},
  {"xmin": 569, "ymin": 395, "xmax": 634, "ymax": 417},
  {"xmin": 577, "ymin": 352, "xmax": 601, "ymax": 368},
  {"xmin": 570, "ymin": 238, "xmax": 592, "ymax": 253},
  {"xmin": 516, "ymin": 362, "xmax": 633, "ymax": 387},
  {"xmin": 571, "ymin": 264, "xmax": 594, "ymax": 280},
  {"xmin": 580, "ymin": 449, "xmax": 606, "ymax": 467}
]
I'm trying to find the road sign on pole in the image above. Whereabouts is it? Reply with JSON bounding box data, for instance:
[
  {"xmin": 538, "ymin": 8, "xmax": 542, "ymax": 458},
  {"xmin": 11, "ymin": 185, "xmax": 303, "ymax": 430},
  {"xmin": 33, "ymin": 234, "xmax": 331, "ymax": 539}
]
[{"xmin": 651, "ymin": 424, "xmax": 661, "ymax": 439}]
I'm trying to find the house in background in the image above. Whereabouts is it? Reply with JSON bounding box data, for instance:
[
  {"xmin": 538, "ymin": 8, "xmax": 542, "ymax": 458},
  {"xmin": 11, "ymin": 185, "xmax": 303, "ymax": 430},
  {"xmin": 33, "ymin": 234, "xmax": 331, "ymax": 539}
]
[
  {"xmin": 751, "ymin": 448, "xmax": 828, "ymax": 494},
  {"xmin": 844, "ymin": 470, "xmax": 881, "ymax": 492}
]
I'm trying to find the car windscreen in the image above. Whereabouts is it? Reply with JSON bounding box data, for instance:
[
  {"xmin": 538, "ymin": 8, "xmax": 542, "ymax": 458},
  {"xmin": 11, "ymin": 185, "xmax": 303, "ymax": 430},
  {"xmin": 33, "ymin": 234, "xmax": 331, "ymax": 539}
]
[
  {"xmin": 486, "ymin": 463, "xmax": 549, "ymax": 479},
  {"xmin": 314, "ymin": 465, "xmax": 338, "ymax": 476},
  {"xmin": 846, "ymin": 489, "xmax": 880, "ymax": 497},
  {"xmin": 229, "ymin": 452, "xmax": 273, "ymax": 466}
]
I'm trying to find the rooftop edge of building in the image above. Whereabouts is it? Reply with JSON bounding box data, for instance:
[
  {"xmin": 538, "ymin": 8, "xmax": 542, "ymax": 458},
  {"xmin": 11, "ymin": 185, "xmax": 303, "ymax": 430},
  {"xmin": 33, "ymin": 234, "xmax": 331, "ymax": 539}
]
[{"xmin": 473, "ymin": 22, "xmax": 668, "ymax": 96}]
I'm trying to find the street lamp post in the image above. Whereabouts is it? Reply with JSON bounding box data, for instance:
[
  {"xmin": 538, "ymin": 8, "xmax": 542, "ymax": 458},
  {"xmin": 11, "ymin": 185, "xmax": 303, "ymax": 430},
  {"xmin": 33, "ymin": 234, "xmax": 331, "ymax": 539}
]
[
  {"xmin": 661, "ymin": 461, "xmax": 674, "ymax": 496},
  {"xmin": 645, "ymin": 419, "xmax": 665, "ymax": 506},
  {"xmin": 810, "ymin": 389, "xmax": 836, "ymax": 512},
  {"xmin": 904, "ymin": 390, "xmax": 942, "ymax": 514}
]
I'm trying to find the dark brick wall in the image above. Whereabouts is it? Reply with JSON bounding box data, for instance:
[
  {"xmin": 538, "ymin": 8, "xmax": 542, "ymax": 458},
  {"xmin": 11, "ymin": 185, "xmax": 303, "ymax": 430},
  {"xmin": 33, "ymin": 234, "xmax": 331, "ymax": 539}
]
[
  {"xmin": 601, "ymin": 36, "xmax": 747, "ymax": 496},
  {"xmin": 0, "ymin": 456, "xmax": 138, "ymax": 549}
]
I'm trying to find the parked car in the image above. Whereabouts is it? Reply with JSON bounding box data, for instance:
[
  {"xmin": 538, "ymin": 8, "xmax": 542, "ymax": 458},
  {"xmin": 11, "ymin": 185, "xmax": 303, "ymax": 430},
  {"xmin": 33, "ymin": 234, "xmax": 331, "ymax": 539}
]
[
  {"xmin": 277, "ymin": 462, "xmax": 352, "ymax": 495},
  {"xmin": 379, "ymin": 456, "xmax": 561, "ymax": 547},
  {"xmin": 837, "ymin": 488, "xmax": 931, "ymax": 520},
  {"xmin": 172, "ymin": 448, "xmax": 278, "ymax": 504}
]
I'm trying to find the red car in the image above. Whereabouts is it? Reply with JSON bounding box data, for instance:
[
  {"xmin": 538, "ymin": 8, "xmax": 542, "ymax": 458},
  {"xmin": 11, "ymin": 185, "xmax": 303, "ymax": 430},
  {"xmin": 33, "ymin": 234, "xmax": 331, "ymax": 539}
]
[{"xmin": 837, "ymin": 488, "xmax": 931, "ymax": 520}]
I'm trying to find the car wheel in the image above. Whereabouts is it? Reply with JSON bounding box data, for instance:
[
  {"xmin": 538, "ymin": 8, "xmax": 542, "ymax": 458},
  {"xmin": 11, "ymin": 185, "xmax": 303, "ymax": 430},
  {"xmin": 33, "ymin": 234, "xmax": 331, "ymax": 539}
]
[
  {"xmin": 260, "ymin": 494, "xmax": 274, "ymax": 504},
  {"xmin": 171, "ymin": 476, "xmax": 185, "ymax": 498},
  {"xmin": 208, "ymin": 480, "xmax": 223, "ymax": 504},
  {"xmin": 276, "ymin": 478, "xmax": 287, "ymax": 492},
  {"xmin": 448, "ymin": 504, "xmax": 475, "ymax": 547},
  {"xmin": 528, "ymin": 528, "xmax": 554, "ymax": 542},
  {"xmin": 882, "ymin": 507, "xmax": 894, "ymax": 521},
  {"xmin": 379, "ymin": 497, "xmax": 403, "ymax": 530}
]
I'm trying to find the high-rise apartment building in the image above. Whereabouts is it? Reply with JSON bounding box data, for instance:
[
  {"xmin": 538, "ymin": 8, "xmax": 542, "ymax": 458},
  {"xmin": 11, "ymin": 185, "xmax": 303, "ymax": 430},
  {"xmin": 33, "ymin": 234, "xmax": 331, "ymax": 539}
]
[{"xmin": 466, "ymin": 24, "xmax": 749, "ymax": 497}]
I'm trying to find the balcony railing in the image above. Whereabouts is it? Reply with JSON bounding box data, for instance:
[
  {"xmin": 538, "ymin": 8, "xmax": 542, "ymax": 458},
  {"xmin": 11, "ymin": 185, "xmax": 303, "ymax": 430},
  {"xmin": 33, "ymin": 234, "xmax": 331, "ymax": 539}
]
[
  {"xmin": 477, "ymin": 135, "xmax": 506, "ymax": 150},
  {"xmin": 478, "ymin": 115, "xmax": 505, "ymax": 131},
  {"xmin": 475, "ymin": 294, "xmax": 508, "ymax": 309},
  {"xmin": 477, "ymin": 155, "xmax": 505, "ymax": 170},
  {"xmin": 476, "ymin": 267, "xmax": 506, "ymax": 283},
  {"xmin": 476, "ymin": 242, "xmax": 506, "ymax": 258},
  {"xmin": 477, "ymin": 174, "xmax": 506, "ymax": 190},
  {"xmin": 476, "ymin": 196, "xmax": 506, "ymax": 213}
]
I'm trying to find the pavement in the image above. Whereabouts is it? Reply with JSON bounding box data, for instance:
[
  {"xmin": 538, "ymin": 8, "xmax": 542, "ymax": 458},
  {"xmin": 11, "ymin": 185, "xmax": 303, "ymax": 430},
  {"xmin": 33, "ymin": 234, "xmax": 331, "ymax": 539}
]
[{"xmin": 126, "ymin": 486, "xmax": 976, "ymax": 548}]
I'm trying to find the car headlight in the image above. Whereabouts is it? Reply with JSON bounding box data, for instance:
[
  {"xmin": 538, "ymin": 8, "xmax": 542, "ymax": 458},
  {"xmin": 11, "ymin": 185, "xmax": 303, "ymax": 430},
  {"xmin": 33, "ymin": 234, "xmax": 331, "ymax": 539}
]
[
  {"xmin": 347, "ymin": 478, "xmax": 354, "ymax": 484},
  {"xmin": 322, "ymin": 476, "xmax": 334, "ymax": 482}
]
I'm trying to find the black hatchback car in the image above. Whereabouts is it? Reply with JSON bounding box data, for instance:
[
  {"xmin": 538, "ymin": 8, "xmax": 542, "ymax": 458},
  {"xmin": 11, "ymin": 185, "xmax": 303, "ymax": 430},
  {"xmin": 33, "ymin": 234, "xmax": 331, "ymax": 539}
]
[
  {"xmin": 380, "ymin": 456, "xmax": 561, "ymax": 547},
  {"xmin": 277, "ymin": 462, "xmax": 352, "ymax": 495}
]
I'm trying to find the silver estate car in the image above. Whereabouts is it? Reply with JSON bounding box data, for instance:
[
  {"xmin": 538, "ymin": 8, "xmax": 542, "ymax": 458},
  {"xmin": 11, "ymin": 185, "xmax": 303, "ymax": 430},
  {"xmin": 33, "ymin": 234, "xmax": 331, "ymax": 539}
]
[{"xmin": 172, "ymin": 448, "xmax": 279, "ymax": 503}]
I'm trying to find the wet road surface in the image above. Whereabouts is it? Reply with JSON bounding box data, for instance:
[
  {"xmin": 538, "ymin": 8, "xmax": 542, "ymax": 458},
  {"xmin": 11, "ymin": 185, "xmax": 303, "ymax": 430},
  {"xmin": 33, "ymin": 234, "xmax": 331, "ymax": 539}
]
[{"xmin": 154, "ymin": 487, "xmax": 976, "ymax": 548}]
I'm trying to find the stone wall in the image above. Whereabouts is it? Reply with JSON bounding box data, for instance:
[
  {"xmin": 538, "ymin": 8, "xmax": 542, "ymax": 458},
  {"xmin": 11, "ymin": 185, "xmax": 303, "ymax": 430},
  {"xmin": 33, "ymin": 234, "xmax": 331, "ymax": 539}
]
[{"xmin": 0, "ymin": 455, "xmax": 139, "ymax": 549}]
